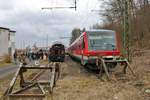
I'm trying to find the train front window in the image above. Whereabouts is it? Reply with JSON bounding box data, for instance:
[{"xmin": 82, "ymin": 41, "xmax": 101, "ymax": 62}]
[{"xmin": 87, "ymin": 31, "xmax": 116, "ymax": 50}]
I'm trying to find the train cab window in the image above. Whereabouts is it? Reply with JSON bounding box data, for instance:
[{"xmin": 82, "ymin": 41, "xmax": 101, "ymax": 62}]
[{"xmin": 87, "ymin": 31, "xmax": 116, "ymax": 50}]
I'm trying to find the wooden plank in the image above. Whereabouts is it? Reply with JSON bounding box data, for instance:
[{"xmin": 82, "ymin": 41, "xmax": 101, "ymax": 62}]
[
  {"xmin": 24, "ymin": 81, "xmax": 50, "ymax": 85},
  {"xmin": 12, "ymin": 83, "xmax": 37, "ymax": 94},
  {"xmin": 10, "ymin": 83, "xmax": 46, "ymax": 99},
  {"xmin": 101, "ymin": 58, "xmax": 110, "ymax": 80},
  {"xmin": 50, "ymin": 63, "xmax": 56, "ymax": 92},
  {"xmin": 1, "ymin": 63, "xmax": 23, "ymax": 100},
  {"xmin": 30, "ymin": 70, "xmax": 45, "ymax": 81},
  {"xmin": 22, "ymin": 66, "xmax": 52, "ymax": 69},
  {"xmin": 37, "ymin": 83, "xmax": 46, "ymax": 95},
  {"xmin": 3, "ymin": 63, "xmax": 23, "ymax": 97},
  {"xmin": 9, "ymin": 94, "xmax": 45, "ymax": 97},
  {"xmin": 125, "ymin": 59, "xmax": 136, "ymax": 76}
]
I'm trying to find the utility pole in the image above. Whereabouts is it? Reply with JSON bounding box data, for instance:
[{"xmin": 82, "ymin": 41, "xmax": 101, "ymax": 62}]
[
  {"xmin": 75, "ymin": 0, "xmax": 77, "ymax": 11},
  {"xmin": 23, "ymin": 40, "xmax": 25, "ymax": 49},
  {"xmin": 122, "ymin": 0, "xmax": 132, "ymax": 61},
  {"xmin": 42, "ymin": 0, "xmax": 77, "ymax": 11},
  {"xmin": 46, "ymin": 34, "xmax": 48, "ymax": 48}
]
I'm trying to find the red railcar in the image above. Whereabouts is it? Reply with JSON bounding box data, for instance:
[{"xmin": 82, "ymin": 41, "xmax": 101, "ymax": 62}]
[{"xmin": 68, "ymin": 29, "xmax": 121, "ymax": 69}]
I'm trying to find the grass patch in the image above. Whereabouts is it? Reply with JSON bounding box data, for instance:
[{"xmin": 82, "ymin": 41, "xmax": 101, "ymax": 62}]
[
  {"xmin": 0, "ymin": 73, "xmax": 14, "ymax": 98},
  {"xmin": 3, "ymin": 54, "xmax": 11, "ymax": 63},
  {"xmin": 0, "ymin": 63, "xmax": 13, "ymax": 68}
]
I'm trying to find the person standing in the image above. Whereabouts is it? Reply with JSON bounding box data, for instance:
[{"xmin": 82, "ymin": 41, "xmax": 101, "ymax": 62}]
[{"xmin": 13, "ymin": 50, "xmax": 17, "ymax": 64}]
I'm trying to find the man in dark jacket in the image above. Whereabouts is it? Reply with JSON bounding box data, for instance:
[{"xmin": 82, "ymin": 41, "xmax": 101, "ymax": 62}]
[{"xmin": 13, "ymin": 50, "xmax": 17, "ymax": 64}]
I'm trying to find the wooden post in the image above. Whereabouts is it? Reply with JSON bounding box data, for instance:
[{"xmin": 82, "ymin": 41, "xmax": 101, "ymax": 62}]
[
  {"xmin": 19, "ymin": 68, "xmax": 25, "ymax": 88},
  {"xmin": 125, "ymin": 59, "xmax": 136, "ymax": 76},
  {"xmin": 1, "ymin": 63, "xmax": 23, "ymax": 99},
  {"xmin": 101, "ymin": 58, "xmax": 110, "ymax": 80},
  {"xmin": 97, "ymin": 57, "xmax": 110, "ymax": 80},
  {"xmin": 49, "ymin": 63, "xmax": 56, "ymax": 93}
]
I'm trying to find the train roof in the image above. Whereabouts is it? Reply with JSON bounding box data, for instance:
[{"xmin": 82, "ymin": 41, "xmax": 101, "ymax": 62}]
[
  {"xmin": 52, "ymin": 41, "xmax": 63, "ymax": 45},
  {"xmin": 51, "ymin": 41, "xmax": 65, "ymax": 47},
  {"xmin": 69, "ymin": 29, "xmax": 116, "ymax": 48},
  {"xmin": 85, "ymin": 29, "xmax": 115, "ymax": 33}
]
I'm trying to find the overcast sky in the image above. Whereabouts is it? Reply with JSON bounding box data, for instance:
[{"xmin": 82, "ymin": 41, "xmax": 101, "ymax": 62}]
[{"xmin": 0, "ymin": 0, "xmax": 103, "ymax": 48}]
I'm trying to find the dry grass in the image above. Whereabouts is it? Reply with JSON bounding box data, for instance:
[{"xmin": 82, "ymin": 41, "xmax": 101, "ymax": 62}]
[
  {"xmin": 0, "ymin": 63, "xmax": 12, "ymax": 68},
  {"xmin": 0, "ymin": 73, "xmax": 14, "ymax": 98},
  {"xmin": 51, "ymin": 54, "xmax": 150, "ymax": 100},
  {"xmin": 53, "ymin": 77, "xmax": 143, "ymax": 100},
  {"xmin": 0, "ymin": 54, "xmax": 12, "ymax": 68},
  {"xmin": 3, "ymin": 54, "xmax": 11, "ymax": 63}
]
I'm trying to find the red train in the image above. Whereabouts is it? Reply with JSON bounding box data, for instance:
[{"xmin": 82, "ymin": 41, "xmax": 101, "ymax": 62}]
[{"xmin": 68, "ymin": 29, "xmax": 121, "ymax": 70}]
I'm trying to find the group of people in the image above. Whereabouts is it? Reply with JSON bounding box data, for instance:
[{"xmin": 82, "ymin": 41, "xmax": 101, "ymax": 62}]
[
  {"xmin": 27, "ymin": 49, "xmax": 48, "ymax": 61},
  {"xmin": 13, "ymin": 49, "xmax": 48, "ymax": 64}
]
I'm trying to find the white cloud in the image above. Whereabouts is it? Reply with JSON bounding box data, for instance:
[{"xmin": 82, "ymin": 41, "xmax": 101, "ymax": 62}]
[
  {"xmin": 0, "ymin": 0, "xmax": 102, "ymax": 48},
  {"xmin": 0, "ymin": 0, "xmax": 14, "ymax": 10}
]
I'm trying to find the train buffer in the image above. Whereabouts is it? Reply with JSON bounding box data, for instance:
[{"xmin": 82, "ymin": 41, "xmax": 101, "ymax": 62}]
[
  {"xmin": 96, "ymin": 56, "xmax": 136, "ymax": 80},
  {"xmin": 1, "ymin": 62, "xmax": 61, "ymax": 100}
]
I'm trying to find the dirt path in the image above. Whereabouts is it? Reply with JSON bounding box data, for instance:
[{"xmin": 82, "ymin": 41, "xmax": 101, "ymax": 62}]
[{"xmin": 0, "ymin": 65, "xmax": 17, "ymax": 79}]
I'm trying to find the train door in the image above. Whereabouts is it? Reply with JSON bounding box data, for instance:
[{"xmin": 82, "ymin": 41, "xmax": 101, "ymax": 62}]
[{"xmin": 81, "ymin": 36, "xmax": 85, "ymax": 65}]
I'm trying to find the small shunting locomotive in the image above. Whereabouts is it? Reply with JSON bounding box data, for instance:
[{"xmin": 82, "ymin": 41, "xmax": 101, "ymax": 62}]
[{"xmin": 49, "ymin": 42, "xmax": 65, "ymax": 62}]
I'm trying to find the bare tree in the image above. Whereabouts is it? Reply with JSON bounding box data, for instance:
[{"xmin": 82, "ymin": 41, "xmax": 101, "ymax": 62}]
[
  {"xmin": 70, "ymin": 28, "xmax": 81, "ymax": 44},
  {"xmin": 93, "ymin": 0, "xmax": 150, "ymax": 60}
]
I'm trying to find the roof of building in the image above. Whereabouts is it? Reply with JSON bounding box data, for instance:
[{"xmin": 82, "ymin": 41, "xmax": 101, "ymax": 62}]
[
  {"xmin": 0, "ymin": 27, "xmax": 16, "ymax": 33},
  {"xmin": 9, "ymin": 30, "xmax": 16, "ymax": 33},
  {"xmin": 0, "ymin": 27, "xmax": 10, "ymax": 30}
]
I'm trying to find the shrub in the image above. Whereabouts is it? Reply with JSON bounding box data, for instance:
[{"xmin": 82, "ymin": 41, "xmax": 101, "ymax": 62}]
[{"xmin": 3, "ymin": 54, "xmax": 11, "ymax": 63}]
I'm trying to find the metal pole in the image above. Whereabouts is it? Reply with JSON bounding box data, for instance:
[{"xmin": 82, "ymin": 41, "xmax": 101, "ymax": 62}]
[
  {"xmin": 46, "ymin": 34, "xmax": 48, "ymax": 48},
  {"xmin": 42, "ymin": 0, "xmax": 77, "ymax": 11},
  {"xmin": 75, "ymin": 0, "xmax": 77, "ymax": 11},
  {"xmin": 121, "ymin": 0, "xmax": 131, "ymax": 61}
]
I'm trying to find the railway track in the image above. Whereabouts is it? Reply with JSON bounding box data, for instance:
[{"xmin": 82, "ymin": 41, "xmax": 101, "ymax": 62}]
[{"xmin": 1, "ymin": 62, "xmax": 61, "ymax": 100}]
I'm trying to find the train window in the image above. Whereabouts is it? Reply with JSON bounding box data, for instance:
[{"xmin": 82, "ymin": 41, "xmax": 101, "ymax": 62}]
[
  {"xmin": 82, "ymin": 38, "xmax": 85, "ymax": 49},
  {"xmin": 87, "ymin": 31, "xmax": 116, "ymax": 50}
]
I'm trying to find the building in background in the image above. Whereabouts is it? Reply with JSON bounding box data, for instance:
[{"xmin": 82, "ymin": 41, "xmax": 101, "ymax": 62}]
[
  {"xmin": 9, "ymin": 30, "xmax": 16, "ymax": 61},
  {"xmin": 0, "ymin": 27, "xmax": 16, "ymax": 62}
]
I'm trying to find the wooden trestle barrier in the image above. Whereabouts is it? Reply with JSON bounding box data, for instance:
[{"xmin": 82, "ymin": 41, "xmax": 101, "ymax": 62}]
[
  {"xmin": 96, "ymin": 56, "xmax": 136, "ymax": 80},
  {"xmin": 1, "ymin": 62, "xmax": 61, "ymax": 100}
]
